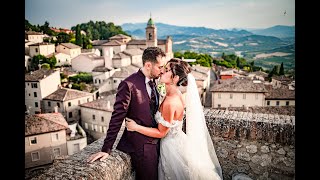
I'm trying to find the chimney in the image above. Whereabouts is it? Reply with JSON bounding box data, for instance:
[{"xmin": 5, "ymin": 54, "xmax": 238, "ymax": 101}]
[
  {"xmin": 54, "ymin": 106, "xmax": 58, "ymax": 113},
  {"xmin": 103, "ymin": 47, "xmax": 114, "ymax": 68},
  {"xmin": 107, "ymin": 101, "xmax": 110, "ymax": 109}
]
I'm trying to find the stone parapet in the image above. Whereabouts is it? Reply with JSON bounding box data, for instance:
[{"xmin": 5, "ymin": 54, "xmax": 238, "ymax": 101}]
[
  {"xmin": 204, "ymin": 109, "xmax": 295, "ymax": 146},
  {"xmin": 30, "ymin": 138, "xmax": 134, "ymax": 180},
  {"xmin": 30, "ymin": 109, "xmax": 295, "ymax": 180}
]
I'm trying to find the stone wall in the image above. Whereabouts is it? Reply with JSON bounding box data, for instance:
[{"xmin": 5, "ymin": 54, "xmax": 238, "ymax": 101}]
[
  {"xmin": 31, "ymin": 108, "xmax": 295, "ymax": 180},
  {"xmin": 30, "ymin": 138, "xmax": 134, "ymax": 180},
  {"xmin": 204, "ymin": 109, "xmax": 295, "ymax": 180}
]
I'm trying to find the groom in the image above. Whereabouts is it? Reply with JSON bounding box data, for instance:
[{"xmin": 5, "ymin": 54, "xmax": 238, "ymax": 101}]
[{"xmin": 87, "ymin": 47, "xmax": 166, "ymax": 180}]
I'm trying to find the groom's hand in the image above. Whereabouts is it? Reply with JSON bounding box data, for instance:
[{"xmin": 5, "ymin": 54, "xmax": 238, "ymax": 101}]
[{"xmin": 87, "ymin": 152, "xmax": 109, "ymax": 163}]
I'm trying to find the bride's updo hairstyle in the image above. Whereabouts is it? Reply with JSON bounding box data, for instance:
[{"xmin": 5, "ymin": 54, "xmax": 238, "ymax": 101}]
[{"xmin": 166, "ymin": 58, "xmax": 191, "ymax": 86}]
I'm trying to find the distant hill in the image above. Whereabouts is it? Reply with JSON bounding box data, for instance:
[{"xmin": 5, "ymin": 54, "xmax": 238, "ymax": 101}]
[
  {"xmin": 122, "ymin": 22, "xmax": 253, "ymax": 39},
  {"xmin": 248, "ymin": 25, "xmax": 295, "ymax": 39},
  {"xmin": 121, "ymin": 22, "xmax": 295, "ymax": 70}
]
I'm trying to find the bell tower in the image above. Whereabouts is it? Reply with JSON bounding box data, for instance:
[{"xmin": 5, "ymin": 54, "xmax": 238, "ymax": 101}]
[{"xmin": 145, "ymin": 13, "xmax": 157, "ymax": 47}]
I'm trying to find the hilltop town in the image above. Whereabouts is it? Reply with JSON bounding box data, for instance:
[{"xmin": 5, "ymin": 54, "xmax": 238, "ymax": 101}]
[{"xmin": 25, "ymin": 17, "xmax": 295, "ymax": 179}]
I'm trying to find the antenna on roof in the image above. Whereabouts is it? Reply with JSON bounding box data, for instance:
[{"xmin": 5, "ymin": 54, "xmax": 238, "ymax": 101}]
[{"xmin": 150, "ymin": 12, "xmax": 152, "ymax": 18}]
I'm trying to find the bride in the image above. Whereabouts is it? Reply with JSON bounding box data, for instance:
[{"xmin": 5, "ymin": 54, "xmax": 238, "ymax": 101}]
[{"xmin": 126, "ymin": 58, "xmax": 223, "ymax": 180}]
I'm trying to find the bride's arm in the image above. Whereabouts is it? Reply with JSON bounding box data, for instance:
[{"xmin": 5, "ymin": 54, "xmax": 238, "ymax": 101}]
[{"xmin": 126, "ymin": 104, "xmax": 175, "ymax": 138}]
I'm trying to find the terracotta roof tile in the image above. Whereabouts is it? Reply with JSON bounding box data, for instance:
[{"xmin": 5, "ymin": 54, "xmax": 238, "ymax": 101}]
[
  {"xmin": 25, "ymin": 113, "xmax": 69, "ymax": 136},
  {"xmin": 43, "ymin": 88, "xmax": 93, "ymax": 101},
  {"xmin": 210, "ymin": 77, "xmax": 268, "ymax": 92},
  {"xmin": 25, "ymin": 69, "xmax": 58, "ymax": 81}
]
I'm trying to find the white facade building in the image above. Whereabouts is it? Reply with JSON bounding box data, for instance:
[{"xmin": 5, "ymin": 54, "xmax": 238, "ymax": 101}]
[{"xmin": 25, "ymin": 69, "xmax": 61, "ymax": 114}]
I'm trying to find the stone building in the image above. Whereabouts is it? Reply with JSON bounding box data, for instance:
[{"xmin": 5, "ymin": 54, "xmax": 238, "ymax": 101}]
[
  {"xmin": 25, "ymin": 113, "xmax": 69, "ymax": 169},
  {"xmin": 210, "ymin": 77, "xmax": 268, "ymax": 108},
  {"xmin": 41, "ymin": 88, "xmax": 95, "ymax": 123}
]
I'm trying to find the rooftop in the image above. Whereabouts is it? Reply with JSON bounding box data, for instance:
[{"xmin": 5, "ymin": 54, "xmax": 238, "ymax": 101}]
[
  {"xmin": 43, "ymin": 88, "xmax": 93, "ymax": 101},
  {"xmin": 265, "ymin": 85, "xmax": 295, "ymax": 100},
  {"xmin": 25, "ymin": 113, "xmax": 69, "ymax": 136},
  {"xmin": 25, "ymin": 69, "xmax": 58, "ymax": 82},
  {"xmin": 60, "ymin": 43, "xmax": 81, "ymax": 49},
  {"xmin": 210, "ymin": 77, "xmax": 268, "ymax": 93},
  {"xmin": 79, "ymin": 94, "xmax": 116, "ymax": 112}
]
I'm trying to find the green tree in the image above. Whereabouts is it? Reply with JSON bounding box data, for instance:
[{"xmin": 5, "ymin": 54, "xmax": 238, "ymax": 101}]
[
  {"xmin": 75, "ymin": 25, "xmax": 83, "ymax": 46},
  {"xmin": 279, "ymin": 62, "xmax": 285, "ymax": 75},
  {"xmin": 221, "ymin": 52, "xmax": 225, "ymax": 59},
  {"xmin": 31, "ymin": 55, "xmax": 47, "ymax": 70},
  {"xmin": 41, "ymin": 63, "xmax": 51, "ymax": 70},
  {"xmin": 40, "ymin": 21, "xmax": 54, "ymax": 35},
  {"xmin": 56, "ymin": 32, "xmax": 71, "ymax": 43},
  {"xmin": 236, "ymin": 57, "xmax": 240, "ymax": 68}
]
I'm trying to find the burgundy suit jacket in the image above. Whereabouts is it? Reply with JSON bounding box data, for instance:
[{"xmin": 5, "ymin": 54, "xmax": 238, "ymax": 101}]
[{"xmin": 101, "ymin": 69, "xmax": 159, "ymax": 154}]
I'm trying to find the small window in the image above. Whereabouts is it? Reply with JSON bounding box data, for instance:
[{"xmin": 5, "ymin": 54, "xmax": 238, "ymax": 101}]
[
  {"xmin": 35, "ymin": 102, "xmax": 38, "ymax": 107},
  {"xmin": 68, "ymin": 102, "xmax": 71, "ymax": 107},
  {"xmin": 114, "ymin": 80, "xmax": 117, "ymax": 83},
  {"xmin": 34, "ymin": 92, "xmax": 37, "ymax": 97},
  {"xmin": 31, "ymin": 152, "xmax": 40, "ymax": 161},
  {"xmin": 69, "ymin": 112, "xmax": 73, "ymax": 118},
  {"xmin": 57, "ymin": 102, "xmax": 60, "ymax": 108},
  {"xmin": 101, "ymin": 116, "xmax": 104, "ymax": 122},
  {"xmin": 78, "ymin": 100, "xmax": 81, "ymax": 105},
  {"xmin": 243, "ymin": 94, "xmax": 246, "ymax": 99},
  {"xmin": 286, "ymin": 101, "xmax": 289, "ymax": 106},
  {"xmin": 87, "ymin": 98, "xmax": 89, "ymax": 102},
  {"xmin": 230, "ymin": 94, "xmax": 233, "ymax": 99},
  {"xmin": 48, "ymin": 101, "xmax": 51, "ymax": 107},
  {"xmin": 218, "ymin": 104, "xmax": 221, "ymax": 108},
  {"xmin": 218, "ymin": 93, "xmax": 221, "ymax": 99},
  {"xmin": 95, "ymin": 79, "xmax": 97, "ymax": 83},
  {"xmin": 35, "ymin": 48, "xmax": 38, "ymax": 53},
  {"xmin": 74, "ymin": 143, "xmax": 80, "ymax": 153},
  {"xmin": 267, "ymin": 101, "xmax": 270, "ymax": 106},
  {"xmin": 52, "ymin": 133, "xmax": 59, "ymax": 141},
  {"xmin": 31, "ymin": 83, "xmax": 38, "ymax": 88},
  {"xmin": 276, "ymin": 101, "xmax": 280, "ymax": 106},
  {"xmin": 53, "ymin": 148, "xmax": 61, "ymax": 157},
  {"xmin": 78, "ymin": 110, "xmax": 81, "ymax": 115},
  {"xmin": 92, "ymin": 115, "xmax": 95, "ymax": 120},
  {"xmin": 30, "ymin": 137, "xmax": 37, "ymax": 145}
]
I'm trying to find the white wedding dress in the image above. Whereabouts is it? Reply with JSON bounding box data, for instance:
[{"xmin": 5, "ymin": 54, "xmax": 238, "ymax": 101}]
[
  {"xmin": 155, "ymin": 73, "xmax": 223, "ymax": 180},
  {"xmin": 155, "ymin": 111, "xmax": 222, "ymax": 180}
]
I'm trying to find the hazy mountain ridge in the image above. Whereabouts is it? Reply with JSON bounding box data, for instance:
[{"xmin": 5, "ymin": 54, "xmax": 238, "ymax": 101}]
[
  {"xmin": 248, "ymin": 25, "xmax": 295, "ymax": 38},
  {"xmin": 121, "ymin": 23, "xmax": 295, "ymax": 70}
]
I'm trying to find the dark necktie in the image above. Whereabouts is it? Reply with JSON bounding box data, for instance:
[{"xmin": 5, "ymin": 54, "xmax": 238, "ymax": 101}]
[{"xmin": 148, "ymin": 80, "xmax": 158, "ymax": 126}]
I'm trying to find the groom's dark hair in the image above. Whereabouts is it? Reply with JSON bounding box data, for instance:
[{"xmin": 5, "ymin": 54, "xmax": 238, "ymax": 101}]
[{"xmin": 142, "ymin": 47, "xmax": 166, "ymax": 65}]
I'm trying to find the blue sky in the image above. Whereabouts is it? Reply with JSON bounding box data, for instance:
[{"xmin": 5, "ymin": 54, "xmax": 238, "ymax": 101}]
[{"xmin": 25, "ymin": 0, "xmax": 295, "ymax": 30}]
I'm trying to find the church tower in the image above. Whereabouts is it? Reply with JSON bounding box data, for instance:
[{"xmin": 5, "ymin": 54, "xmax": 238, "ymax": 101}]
[{"xmin": 145, "ymin": 14, "xmax": 157, "ymax": 47}]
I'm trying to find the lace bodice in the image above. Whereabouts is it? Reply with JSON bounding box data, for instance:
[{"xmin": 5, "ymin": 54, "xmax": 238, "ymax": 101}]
[{"xmin": 155, "ymin": 111, "xmax": 184, "ymax": 137}]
